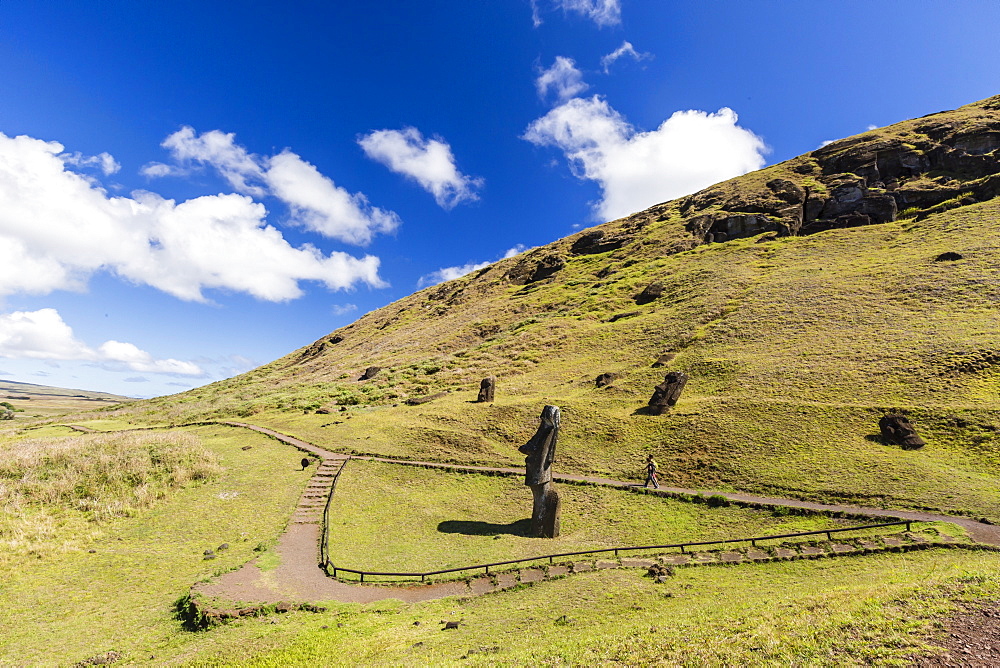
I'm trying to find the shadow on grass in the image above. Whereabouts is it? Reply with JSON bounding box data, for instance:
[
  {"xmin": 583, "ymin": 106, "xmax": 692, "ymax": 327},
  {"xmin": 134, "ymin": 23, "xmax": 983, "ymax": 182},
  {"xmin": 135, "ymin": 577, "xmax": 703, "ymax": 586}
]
[
  {"xmin": 864, "ymin": 434, "xmax": 925, "ymax": 450},
  {"xmin": 437, "ymin": 518, "xmax": 532, "ymax": 537}
]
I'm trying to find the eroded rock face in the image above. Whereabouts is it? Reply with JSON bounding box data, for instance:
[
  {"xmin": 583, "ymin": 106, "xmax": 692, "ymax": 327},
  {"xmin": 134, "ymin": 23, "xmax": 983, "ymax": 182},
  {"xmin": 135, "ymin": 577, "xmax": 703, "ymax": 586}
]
[
  {"xmin": 648, "ymin": 372, "xmax": 688, "ymax": 415},
  {"xmin": 879, "ymin": 414, "xmax": 926, "ymax": 448},
  {"xmin": 504, "ymin": 253, "xmax": 566, "ymax": 285},
  {"xmin": 571, "ymin": 230, "xmax": 632, "ymax": 255},
  {"xmin": 678, "ymin": 99, "xmax": 1000, "ymax": 246}
]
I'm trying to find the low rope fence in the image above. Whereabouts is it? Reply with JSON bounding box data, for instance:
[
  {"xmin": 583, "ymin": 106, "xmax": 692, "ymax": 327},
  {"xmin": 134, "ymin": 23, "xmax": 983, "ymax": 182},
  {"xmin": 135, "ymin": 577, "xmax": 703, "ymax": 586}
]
[
  {"xmin": 325, "ymin": 520, "xmax": 913, "ymax": 583},
  {"xmin": 319, "ymin": 458, "xmax": 350, "ymax": 570}
]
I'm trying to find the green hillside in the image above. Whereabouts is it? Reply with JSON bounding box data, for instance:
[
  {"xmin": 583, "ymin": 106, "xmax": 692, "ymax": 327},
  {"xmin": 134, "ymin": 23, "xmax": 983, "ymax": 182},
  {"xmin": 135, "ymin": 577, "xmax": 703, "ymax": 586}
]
[
  {"xmin": 6, "ymin": 94, "xmax": 1000, "ymax": 666},
  {"xmin": 107, "ymin": 94, "xmax": 1000, "ymax": 520}
]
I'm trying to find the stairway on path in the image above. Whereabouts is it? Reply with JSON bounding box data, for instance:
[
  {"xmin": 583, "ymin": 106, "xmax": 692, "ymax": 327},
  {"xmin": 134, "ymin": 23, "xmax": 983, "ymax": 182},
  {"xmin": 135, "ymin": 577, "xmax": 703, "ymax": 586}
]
[{"xmin": 290, "ymin": 457, "xmax": 348, "ymax": 525}]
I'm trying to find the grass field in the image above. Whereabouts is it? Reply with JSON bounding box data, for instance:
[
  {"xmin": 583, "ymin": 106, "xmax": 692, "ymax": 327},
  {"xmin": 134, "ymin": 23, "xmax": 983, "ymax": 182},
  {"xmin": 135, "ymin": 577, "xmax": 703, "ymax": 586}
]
[
  {"xmin": 176, "ymin": 548, "xmax": 1000, "ymax": 666},
  {"xmin": 0, "ymin": 424, "xmax": 311, "ymax": 665},
  {"xmin": 326, "ymin": 460, "xmax": 892, "ymax": 576}
]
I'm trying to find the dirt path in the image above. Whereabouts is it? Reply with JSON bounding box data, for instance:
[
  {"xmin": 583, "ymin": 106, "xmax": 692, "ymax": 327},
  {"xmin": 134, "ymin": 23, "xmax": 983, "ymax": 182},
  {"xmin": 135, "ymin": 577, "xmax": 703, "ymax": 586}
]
[
  {"xmin": 182, "ymin": 421, "xmax": 1000, "ymax": 608},
  {"xmin": 224, "ymin": 421, "xmax": 1000, "ymax": 545}
]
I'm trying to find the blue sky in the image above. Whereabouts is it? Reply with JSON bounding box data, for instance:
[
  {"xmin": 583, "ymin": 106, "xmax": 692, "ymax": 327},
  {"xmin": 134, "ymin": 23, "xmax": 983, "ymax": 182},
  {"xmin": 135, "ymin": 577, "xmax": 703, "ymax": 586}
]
[{"xmin": 1, "ymin": 0, "xmax": 998, "ymax": 398}]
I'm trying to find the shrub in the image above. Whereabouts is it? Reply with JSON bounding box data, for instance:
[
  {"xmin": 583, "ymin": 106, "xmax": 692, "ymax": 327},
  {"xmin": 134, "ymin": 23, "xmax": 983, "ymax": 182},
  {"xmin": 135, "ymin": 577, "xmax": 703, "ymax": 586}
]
[{"xmin": 706, "ymin": 494, "xmax": 731, "ymax": 508}]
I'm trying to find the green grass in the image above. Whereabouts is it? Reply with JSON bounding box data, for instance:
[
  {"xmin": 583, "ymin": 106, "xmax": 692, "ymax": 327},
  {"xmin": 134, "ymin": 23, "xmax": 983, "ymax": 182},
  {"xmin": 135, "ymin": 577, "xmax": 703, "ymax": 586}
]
[
  {"xmin": 0, "ymin": 424, "xmax": 312, "ymax": 665},
  {"xmin": 326, "ymin": 461, "xmax": 894, "ymax": 576},
  {"xmin": 178, "ymin": 548, "xmax": 1000, "ymax": 666}
]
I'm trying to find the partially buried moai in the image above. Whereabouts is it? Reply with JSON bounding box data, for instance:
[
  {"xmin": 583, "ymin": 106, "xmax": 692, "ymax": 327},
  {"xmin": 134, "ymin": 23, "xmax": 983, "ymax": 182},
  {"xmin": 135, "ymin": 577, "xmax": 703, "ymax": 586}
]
[
  {"xmin": 879, "ymin": 414, "xmax": 926, "ymax": 448},
  {"xmin": 477, "ymin": 376, "xmax": 496, "ymax": 403},
  {"xmin": 518, "ymin": 405, "xmax": 561, "ymax": 538},
  {"xmin": 647, "ymin": 371, "xmax": 688, "ymax": 415}
]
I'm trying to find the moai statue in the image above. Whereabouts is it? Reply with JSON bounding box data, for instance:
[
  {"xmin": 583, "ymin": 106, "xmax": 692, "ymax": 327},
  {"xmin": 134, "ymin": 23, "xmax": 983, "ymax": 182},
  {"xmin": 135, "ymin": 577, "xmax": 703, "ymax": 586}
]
[
  {"xmin": 647, "ymin": 371, "xmax": 688, "ymax": 415},
  {"xmin": 518, "ymin": 405, "xmax": 561, "ymax": 538},
  {"xmin": 879, "ymin": 414, "xmax": 926, "ymax": 448},
  {"xmin": 477, "ymin": 376, "xmax": 496, "ymax": 403}
]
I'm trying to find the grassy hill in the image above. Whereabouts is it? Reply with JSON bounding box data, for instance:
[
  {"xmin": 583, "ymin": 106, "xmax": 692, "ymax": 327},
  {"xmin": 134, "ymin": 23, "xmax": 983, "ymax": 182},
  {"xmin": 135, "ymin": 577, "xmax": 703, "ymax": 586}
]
[
  {"xmin": 0, "ymin": 379, "xmax": 130, "ymax": 420},
  {"xmin": 108, "ymin": 94, "xmax": 1000, "ymax": 520},
  {"xmin": 8, "ymin": 94, "xmax": 1000, "ymax": 665}
]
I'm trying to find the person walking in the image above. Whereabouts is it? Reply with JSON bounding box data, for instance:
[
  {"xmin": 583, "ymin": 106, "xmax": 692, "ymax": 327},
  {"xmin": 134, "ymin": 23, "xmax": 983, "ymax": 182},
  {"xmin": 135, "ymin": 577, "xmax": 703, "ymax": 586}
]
[{"xmin": 644, "ymin": 455, "xmax": 659, "ymax": 489}]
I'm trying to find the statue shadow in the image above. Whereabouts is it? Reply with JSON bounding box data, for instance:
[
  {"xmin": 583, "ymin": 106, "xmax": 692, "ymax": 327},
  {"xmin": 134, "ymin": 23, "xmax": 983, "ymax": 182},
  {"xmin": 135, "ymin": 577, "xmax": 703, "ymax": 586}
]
[
  {"xmin": 437, "ymin": 518, "xmax": 533, "ymax": 537},
  {"xmin": 864, "ymin": 434, "xmax": 925, "ymax": 450}
]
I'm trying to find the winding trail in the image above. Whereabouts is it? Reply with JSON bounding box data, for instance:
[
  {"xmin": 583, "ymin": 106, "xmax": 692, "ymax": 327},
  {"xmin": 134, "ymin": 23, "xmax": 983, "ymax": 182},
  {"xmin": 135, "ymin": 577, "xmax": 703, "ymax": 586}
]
[{"xmin": 180, "ymin": 421, "xmax": 1000, "ymax": 606}]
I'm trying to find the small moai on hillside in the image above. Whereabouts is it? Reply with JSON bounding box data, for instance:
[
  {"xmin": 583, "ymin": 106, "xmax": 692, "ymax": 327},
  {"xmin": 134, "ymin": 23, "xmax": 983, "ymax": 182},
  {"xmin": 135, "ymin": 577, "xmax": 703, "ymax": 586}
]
[
  {"xmin": 358, "ymin": 366, "xmax": 381, "ymax": 381},
  {"xmin": 477, "ymin": 376, "xmax": 496, "ymax": 403},
  {"xmin": 518, "ymin": 405, "xmax": 561, "ymax": 538},
  {"xmin": 647, "ymin": 371, "xmax": 688, "ymax": 415},
  {"xmin": 879, "ymin": 414, "xmax": 926, "ymax": 448}
]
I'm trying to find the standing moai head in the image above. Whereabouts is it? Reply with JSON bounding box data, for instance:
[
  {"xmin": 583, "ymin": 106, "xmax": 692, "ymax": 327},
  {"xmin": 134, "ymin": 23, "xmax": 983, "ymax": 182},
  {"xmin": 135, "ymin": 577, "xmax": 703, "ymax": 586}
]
[
  {"xmin": 648, "ymin": 371, "xmax": 688, "ymax": 415},
  {"xmin": 879, "ymin": 414, "xmax": 926, "ymax": 448},
  {"xmin": 518, "ymin": 405, "xmax": 560, "ymax": 486},
  {"xmin": 477, "ymin": 376, "xmax": 496, "ymax": 403}
]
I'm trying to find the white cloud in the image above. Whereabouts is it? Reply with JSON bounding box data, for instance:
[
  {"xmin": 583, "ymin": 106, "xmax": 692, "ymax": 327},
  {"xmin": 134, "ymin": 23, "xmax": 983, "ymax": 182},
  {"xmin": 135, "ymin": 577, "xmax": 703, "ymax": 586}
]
[
  {"xmin": 0, "ymin": 132, "xmax": 387, "ymax": 302},
  {"xmin": 160, "ymin": 127, "xmax": 266, "ymax": 196},
  {"xmin": 536, "ymin": 57, "xmax": 589, "ymax": 103},
  {"xmin": 61, "ymin": 151, "xmax": 121, "ymax": 175},
  {"xmin": 556, "ymin": 0, "xmax": 621, "ymax": 26},
  {"xmin": 600, "ymin": 41, "xmax": 652, "ymax": 73},
  {"xmin": 523, "ymin": 96, "xmax": 768, "ymax": 220},
  {"xmin": 140, "ymin": 161, "xmax": 185, "ymax": 178},
  {"xmin": 530, "ymin": 0, "xmax": 543, "ymax": 26},
  {"xmin": 150, "ymin": 126, "xmax": 400, "ymax": 245},
  {"xmin": 266, "ymin": 150, "xmax": 400, "ymax": 242},
  {"xmin": 358, "ymin": 127, "xmax": 483, "ymax": 209},
  {"xmin": 331, "ymin": 303, "xmax": 358, "ymax": 316},
  {"xmin": 0, "ymin": 308, "xmax": 203, "ymax": 376},
  {"xmin": 418, "ymin": 245, "xmax": 526, "ymax": 287}
]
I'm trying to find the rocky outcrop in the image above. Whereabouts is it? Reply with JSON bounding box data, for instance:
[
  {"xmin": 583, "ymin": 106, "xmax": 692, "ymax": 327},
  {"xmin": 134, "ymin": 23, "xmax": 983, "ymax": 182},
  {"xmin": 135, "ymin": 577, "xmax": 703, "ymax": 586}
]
[
  {"xmin": 504, "ymin": 253, "xmax": 566, "ymax": 285},
  {"xmin": 678, "ymin": 97, "xmax": 1000, "ymax": 246},
  {"xmin": 570, "ymin": 230, "xmax": 633, "ymax": 255}
]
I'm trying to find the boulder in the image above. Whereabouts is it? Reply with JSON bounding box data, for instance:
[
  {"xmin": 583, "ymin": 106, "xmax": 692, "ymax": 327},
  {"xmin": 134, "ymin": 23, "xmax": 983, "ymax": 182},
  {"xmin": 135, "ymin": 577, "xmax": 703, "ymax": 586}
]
[
  {"xmin": 405, "ymin": 391, "xmax": 448, "ymax": 406},
  {"xmin": 935, "ymin": 252, "xmax": 964, "ymax": 261},
  {"xmin": 648, "ymin": 372, "xmax": 688, "ymax": 415},
  {"xmin": 652, "ymin": 353, "xmax": 676, "ymax": 367},
  {"xmin": 635, "ymin": 282, "xmax": 664, "ymax": 305},
  {"xmin": 358, "ymin": 366, "xmax": 381, "ymax": 381}
]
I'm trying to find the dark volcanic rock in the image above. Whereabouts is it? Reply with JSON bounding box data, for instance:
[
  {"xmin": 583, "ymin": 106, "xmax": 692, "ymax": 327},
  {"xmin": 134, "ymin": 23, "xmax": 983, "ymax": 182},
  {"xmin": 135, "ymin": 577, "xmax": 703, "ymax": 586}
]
[
  {"xmin": 504, "ymin": 253, "xmax": 566, "ymax": 284},
  {"xmin": 607, "ymin": 311, "xmax": 642, "ymax": 323},
  {"xmin": 595, "ymin": 372, "xmax": 620, "ymax": 388},
  {"xmin": 358, "ymin": 366, "xmax": 381, "ymax": 381},
  {"xmin": 935, "ymin": 252, "xmax": 964, "ymax": 261},
  {"xmin": 648, "ymin": 372, "xmax": 688, "ymax": 415},
  {"xmin": 406, "ymin": 391, "xmax": 449, "ymax": 406},
  {"xmin": 571, "ymin": 230, "xmax": 632, "ymax": 255},
  {"xmin": 635, "ymin": 282, "xmax": 664, "ymax": 305},
  {"xmin": 652, "ymin": 353, "xmax": 676, "ymax": 368}
]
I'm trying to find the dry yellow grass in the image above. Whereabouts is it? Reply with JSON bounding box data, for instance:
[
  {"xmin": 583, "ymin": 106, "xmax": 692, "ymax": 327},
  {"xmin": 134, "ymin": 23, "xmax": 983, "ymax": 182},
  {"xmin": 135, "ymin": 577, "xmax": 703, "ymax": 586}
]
[{"xmin": 0, "ymin": 430, "xmax": 221, "ymax": 561}]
